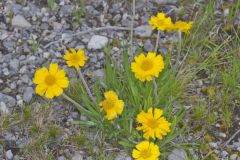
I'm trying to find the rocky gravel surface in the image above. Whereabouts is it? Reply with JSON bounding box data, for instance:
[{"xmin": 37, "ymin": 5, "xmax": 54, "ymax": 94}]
[{"xmin": 0, "ymin": 0, "xmax": 240, "ymax": 159}]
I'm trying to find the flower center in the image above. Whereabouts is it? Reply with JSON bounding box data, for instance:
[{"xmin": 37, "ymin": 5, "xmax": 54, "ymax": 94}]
[
  {"xmin": 103, "ymin": 99, "xmax": 115, "ymax": 110},
  {"xmin": 147, "ymin": 118, "xmax": 159, "ymax": 129},
  {"xmin": 70, "ymin": 54, "xmax": 81, "ymax": 64},
  {"xmin": 140, "ymin": 149, "xmax": 152, "ymax": 159},
  {"xmin": 45, "ymin": 74, "xmax": 56, "ymax": 86},
  {"xmin": 156, "ymin": 19, "xmax": 165, "ymax": 26},
  {"xmin": 141, "ymin": 59, "xmax": 153, "ymax": 71}
]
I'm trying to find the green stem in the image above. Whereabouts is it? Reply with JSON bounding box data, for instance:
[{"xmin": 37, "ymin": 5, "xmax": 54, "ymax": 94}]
[
  {"xmin": 62, "ymin": 93, "xmax": 90, "ymax": 113},
  {"xmin": 154, "ymin": 30, "xmax": 160, "ymax": 53},
  {"xmin": 152, "ymin": 77, "xmax": 158, "ymax": 99},
  {"xmin": 130, "ymin": 0, "xmax": 136, "ymax": 56},
  {"xmin": 77, "ymin": 70, "xmax": 97, "ymax": 104},
  {"xmin": 177, "ymin": 30, "xmax": 182, "ymax": 57}
]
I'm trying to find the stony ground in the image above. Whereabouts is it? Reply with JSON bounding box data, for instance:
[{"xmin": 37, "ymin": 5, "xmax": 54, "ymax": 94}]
[{"xmin": 0, "ymin": 0, "xmax": 240, "ymax": 159}]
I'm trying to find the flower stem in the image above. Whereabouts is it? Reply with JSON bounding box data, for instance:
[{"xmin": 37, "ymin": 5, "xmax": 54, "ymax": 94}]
[
  {"xmin": 77, "ymin": 70, "xmax": 97, "ymax": 104},
  {"xmin": 177, "ymin": 30, "xmax": 182, "ymax": 57},
  {"xmin": 62, "ymin": 93, "xmax": 89, "ymax": 114},
  {"xmin": 130, "ymin": 0, "xmax": 136, "ymax": 56},
  {"xmin": 154, "ymin": 30, "xmax": 160, "ymax": 53},
  {"xmin": 152, "ymin": 77, "xmax": 158, "ymax": 99}
]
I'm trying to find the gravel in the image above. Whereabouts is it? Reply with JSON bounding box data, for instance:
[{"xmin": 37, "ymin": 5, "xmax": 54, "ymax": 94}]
[{"xmin": 0, "ymin": 0, "xmax": 237, "ymax": 159}]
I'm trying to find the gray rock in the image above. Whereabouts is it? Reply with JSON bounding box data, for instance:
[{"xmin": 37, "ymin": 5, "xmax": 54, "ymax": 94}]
[
  {"xmin": 13, "ymin": 155, "xmax": 20, "ymax": 160},
  {"xmin": 0, "ymin": 30, "xmax": 9, "ymax": 40},
  {"xmin": 0, "ymin": 93, "xmax": 16, "ymax": 108},
  {"xmin": 0, "ymin": 102, "xmax": 9, "ymax": 114},
  {"xmin": 52, "ymin": 22, "xmax": 62, "ymax": 30},
  {"xmin": 144, "ymin": 39, "xmax": 154, "ymax": 52},
  {"xmin": 23, "ymin": 87, "xmax": 35, "ymax": 102},
  {"xmin": 121, "ymin": 13, "xmax": 132, "ymax": 27},
  {"xmin": 62, "ymin": 33, "xmax": 73, "ymax": 43},
  {"xmin": 209, "ymin": 142, "xmax": 218, "ymax": 148},
  {"xmin": 43, "ymin": 52, "xmax": 51, "ymax": 58},
  {"xmin": 87, "ymin": 35, "xmax": 108, "ymax": 50},
  {"xmin": 6, "ymin": 150, "xmax": 14, "ymax": 160},
  {"xmin": 220, "ymin": 151, "xmax": 228, "ymax": 157},
  {"xmin": 135, "ymin": 25, "xmax": 152, "ymax": 37},
  {"xmin": 9, "ymin": 59, "xmax": 20, "ymax": 72},
  {"xmin": 21, "ymin": 74, "xmax": 30, "ymax": 84},
  {"xmin": 219, "ymin": 132, "xmax": 227, "ymax": 138},
  {"xmin": 12, "ymin": 15, "xmax": 31, "ymax": 28},
  {"xmin": 156, "ymin": 0, "xmax": 177, "ymax": 4},
  {"xmin": 115, "ymin": 151, "xmax": 132, "ymax": 160},
  {"xmin": 59, "ymin": 5, "xmax": 74, "ymax": 17},
  {"xmin": 58, "ymin": 156, "xmax": 65, "ymax": 160},
  {"xmin": 168, "ymin": 149, "xmax": 188, "ymax": 160},
  {"xmin": 230, "ymin": 154, "xmax": 238, "ymax": 160},
  {"xmin": 71, "ymin": 152, "xmax": 83, "ymax": 160},
  {"xmin": 92, "ymin": 69, "xmax": 104, "ymax": 81},
  {"xmin": 3, "ymin": 67, "xmax": 10, "ymax": 76},
  {"xmin": 113, "ymin": 14, "xmax": 122, "ymax": 23},
  {"xmin": 3, "ymin": 40, "xmax": 15, "ymax": 52}
]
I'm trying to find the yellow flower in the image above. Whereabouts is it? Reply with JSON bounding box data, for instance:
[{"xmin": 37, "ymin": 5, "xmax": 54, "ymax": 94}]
[
  {"xmin": 99, "ymin": 91, "xmax": 124, "ymax": 120},
  {"xmin": 149, "ymin": 12, "xmax": 174, "ymax": 31},
  {"xmin": 131, "ymin": 52, "xmax": 164, "ymax": 81},
  {"xmin": 136, "ymin": 107, "xmax": 171, "ymax": 140},
  {"xmin": 63, "ymin": 48, "xmax": 87, "ymax": 70},
  {"xmin": 33, "ymin": 63, "xmax": 69, "ymax": 99},
  {"xmin": 174, "ymin": 21, "xmax": 193, "ymax": 34},
  {"xmin": 132, "ymin": 141, "xmax": 160, "ymax": 160}
]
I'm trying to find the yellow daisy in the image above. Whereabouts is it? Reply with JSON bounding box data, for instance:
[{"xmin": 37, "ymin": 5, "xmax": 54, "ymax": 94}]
[
  {"xmin": 136, "ymin": 107, "xmax": 171, "ymax": 140},
  {"xmin": 131, "ymin": 52, "xmax": 164, "ymax": 81},
  {"xmin": 63, "ymin": 48, "xmax": 87, "ymax": 70},
  {"xmin": 174, "ymin": 21, "xmax": 193, "ymax": 34},
  {"xmin": 132, "ymin": 141, "xmax": 160, "ymax": 160},
  {"xmin": 33, "ymin": 63, "xmax": 69, "ymax": 99},
  {"xmin": 99, "ymin": 91, "xmax": 124, "ymax": 120},
  {"xmin": 149, "ymin": 12, "xmax": 174, "ymax": 31}
]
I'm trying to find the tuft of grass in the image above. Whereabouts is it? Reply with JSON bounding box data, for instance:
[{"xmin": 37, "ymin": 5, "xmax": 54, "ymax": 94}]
[
  {"xmin": 66, "ymin": 43, "xmax": 186, "ymax": 158},
  {"xmin": 47, "ymin": 0, "xmax": 56, "ymax": 10},
  {"xmin": 72, "ymin": 0, "xmax": 87, "ymax": 24},
  {"xmin": 30, "ymin": 41, "xmax": 39, "ymax": 53}
]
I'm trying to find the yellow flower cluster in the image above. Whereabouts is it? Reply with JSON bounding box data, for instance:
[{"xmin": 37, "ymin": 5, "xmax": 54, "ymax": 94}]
[
  {"xmin": 132, "ymin": 108, "xmax": 171, "ymax": 160},
  {"xmin": 149, "ymin": 12, "xmax": 193, "ymax": 34},
  {"xmin": 32, "ymin": 10, "xmax": 190, "ymax": 160},
  {"xmin": 34, "ymin": 48, "xmax": 87, "ymax": 99}
]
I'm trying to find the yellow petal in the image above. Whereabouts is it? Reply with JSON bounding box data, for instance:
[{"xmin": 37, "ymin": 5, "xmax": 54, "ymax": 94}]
[
  {"xmin": 136, "ymin": 141, "xmax": 149, "ymax": 151},
  {"xmin": 63, "ymin": 51, "xmax": 71, "ymax": 60},
  {"xmin": 115, "ymin": 100, "xmax": 124, "ymax": 114},
  {"xmin": 45, "ymin": 87, "xmax": 55, "ymax": 99},
  {"xmin": 49, "ymin": 63, "xmax": 58, "ymax": 74},
  {"xmin": 154, "ymin": 108, "xmax": 163, "ymax": 119},
  {"xmin": 33, "ymin": 67, "xmax": 48, "ymax": 84},
  {"xmin": 35, "ymin": 84, "xmax": 47, "ymax": 96},
  {"xmin": 132, "ymin": 149, "xmax": 140, "ymax": 158},
  {"xmin": 52, "ymin": 85, "xmax": 63, "ymax": 96},
  {"xmin": 56, "ymin": 78, "xmax": 69, "ymax": 88},
  {"xmin": 56, "ymin": 70, "xmax": 66, "ymax": 78},
  {"xmin": 70, "ymin": 48, "xmax": 76, "ymax": 54}
]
